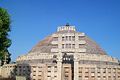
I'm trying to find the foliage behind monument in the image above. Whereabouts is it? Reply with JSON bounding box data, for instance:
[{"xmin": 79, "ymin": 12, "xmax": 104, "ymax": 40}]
[{"xmin": 0, "ymin": 7, "xmax": 11, "ymax": 65}]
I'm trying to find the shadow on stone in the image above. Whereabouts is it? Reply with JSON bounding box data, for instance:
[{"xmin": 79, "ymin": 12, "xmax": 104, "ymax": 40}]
[{"xmin": 15, "ymin": 63, "xmax": 31, "ymax": 80}]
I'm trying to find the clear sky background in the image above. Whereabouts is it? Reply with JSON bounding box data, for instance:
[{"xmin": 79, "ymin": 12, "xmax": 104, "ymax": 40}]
[{"xmin": 0, "ymin": 0, "xmax": 120, "ymax": 61}]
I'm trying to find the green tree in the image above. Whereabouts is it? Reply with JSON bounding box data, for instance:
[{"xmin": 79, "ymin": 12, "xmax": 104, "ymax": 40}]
[{"xmin": 0, "ymin": 7, "xmax": 11, "ymax": 65}]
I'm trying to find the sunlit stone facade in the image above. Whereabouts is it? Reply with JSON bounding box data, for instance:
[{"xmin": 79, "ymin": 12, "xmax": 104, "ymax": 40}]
[{"xmin": 1, "ymin": 24, "xmax": 120, "ymax": 80}]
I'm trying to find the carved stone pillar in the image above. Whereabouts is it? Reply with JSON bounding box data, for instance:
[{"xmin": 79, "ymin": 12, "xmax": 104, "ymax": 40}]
[
  {"xmin": 57, "ymin": 52, "xmax": 62, "ymax": 80},
  {"xmin": 74, "ymin": 53, "xmax": 79, "ymax": 80}
]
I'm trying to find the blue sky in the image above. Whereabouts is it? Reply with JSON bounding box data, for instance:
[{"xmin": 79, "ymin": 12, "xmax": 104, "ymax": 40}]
[{"xmin": 0, "ymin": 0, "xmax": 120, "ymax": 61}]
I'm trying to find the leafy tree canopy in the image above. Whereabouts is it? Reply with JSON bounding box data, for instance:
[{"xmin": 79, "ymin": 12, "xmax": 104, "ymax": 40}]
[{"xmin": 0, "ymin": 7, "xmax": 11, "ymax": 65}]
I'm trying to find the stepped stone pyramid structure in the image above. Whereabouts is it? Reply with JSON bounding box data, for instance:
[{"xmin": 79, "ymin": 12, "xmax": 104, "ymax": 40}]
[{"xmin": 1, "ymin": 24, "xmax": 120, "ymax": 80}]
